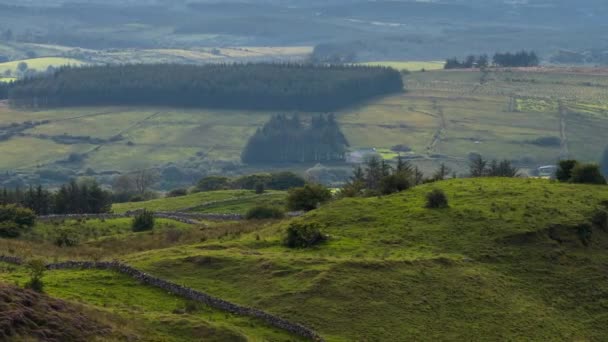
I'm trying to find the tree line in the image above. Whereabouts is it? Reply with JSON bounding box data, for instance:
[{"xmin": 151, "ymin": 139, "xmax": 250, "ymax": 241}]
[
  {"xmin": 7, "ymin": 63, "xmax": 404, "ymax": 112},
  {"xmin": 0, "ymin": 179, "xmax": 112, "ymax": 215},
  {"xmin": 0, "ymin": 82, "xmax": 8, "ymax": 100},
  {"xmin": 242, "ymin": 114, "xmax": 350, "ymax": 164},
  {"xmin": 445, "ymin": 50, "xmax": 540, "ymax": 69}
]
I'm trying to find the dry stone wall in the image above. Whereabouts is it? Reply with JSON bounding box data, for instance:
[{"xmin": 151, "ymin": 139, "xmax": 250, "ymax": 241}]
[{"xmin": 0, "ymin": 255, "xmax": 324, "ymax": 342}]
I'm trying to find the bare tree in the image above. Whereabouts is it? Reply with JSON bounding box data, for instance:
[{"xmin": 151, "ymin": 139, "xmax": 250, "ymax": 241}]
[{"xmin": 133, "ymin": 169, "xmax": 160, "ymax": 195}]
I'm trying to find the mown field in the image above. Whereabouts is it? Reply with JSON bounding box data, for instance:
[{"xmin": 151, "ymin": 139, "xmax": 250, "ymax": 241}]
[
  {"xmin": 0, "ymin": 67, "xmax": 607, "ymax": 177},
  {"xmin": 3, "ymin": 178, "xmax": 608, "ymax": 341}
]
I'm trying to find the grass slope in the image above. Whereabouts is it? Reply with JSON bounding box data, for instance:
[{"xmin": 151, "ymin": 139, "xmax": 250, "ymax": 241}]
[
  {"xmin": 112, "ymin": 190, "xmax": 286, "ymax": 213},
  {"xmin": 124, "ymin": 178, "xmax": 608, "ymax": 341},
  {"xmin": 0, "ymin": 266, "xmax": 304, "ymax": 341}
]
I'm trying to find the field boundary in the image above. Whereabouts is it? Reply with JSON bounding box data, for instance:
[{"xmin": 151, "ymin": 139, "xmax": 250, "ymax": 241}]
[{"xmin": 0, "ymin": 255, "xmax": 324, "ymax": 342}]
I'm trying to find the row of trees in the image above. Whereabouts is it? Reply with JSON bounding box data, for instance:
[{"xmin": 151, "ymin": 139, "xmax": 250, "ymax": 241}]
[
  {"xmin": 7, "ymin": 63, "xmax": 404, "ymax": 111},
  {"xmin": 196, "ymin": 171, "xmax": 306, "ymax": 192},
  {"xmin": 0, "ymin": 179, "xmax": 111, "ymax": 215},
  {"xmin": 340, "ymin": 154, "xmax": 522, "ymax": 198},
  {"xmin": 445, "ymin": 50, "xmax": 540, "ymax": 69},
  {"xmin": 0, "ymin": 82, "xmax": 8, "ymax": 100},
  {"xmin": 242, "ymin": 114, "xmax": 350, "ymax": 164}
]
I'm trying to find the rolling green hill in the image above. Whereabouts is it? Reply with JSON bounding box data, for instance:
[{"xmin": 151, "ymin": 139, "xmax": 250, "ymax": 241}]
[
  {"xmin": 123, "ymin": 178, "xmax": 608, "ymax": 341},
  {"xmin": 2, "ymin": 178, "xmax": 608, "ymax": 340}
]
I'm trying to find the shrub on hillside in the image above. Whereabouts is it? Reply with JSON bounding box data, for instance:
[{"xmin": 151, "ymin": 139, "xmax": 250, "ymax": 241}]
[
  {"xmin": 167, "ymin": 188, "xmax": 188, "ymax": 197},
  {"xmin": 380, "ymin": 173, "xmax": 411, "ymax": 195},
  {"xmin": 556, "ymin": 160, "xmax": 578, "ymax": 182},
  {"xmin": 254, "ymin": 182, "xmax": 265, "ymax": 194},
  {"xmin": 284, "ymin": 222, "xmax": 326, "ymax": 248},
  {"xmin": 132, "ymin": 210, "xmax": 155, "ymax": 232},
  {"xmin": 196, "ymin": 176, "xmax": 231, "ymax": 192},
  {"xmin": 245, "ymin": 206, "xmax": 285, "ymax": 220},
  {"xmin": 287, "ymin": 184, "xmax": 332, "ymax": 212},
  {"xmin": 570, "ymin": 164, "xmax": 607, "ymax": 185},
  {"xmin": 0, "ymin": 205, "xmax": 36, "ymax": 238},
  {"xmin": 426, "ymin": 189, "xmax": 449, "ymax": 209},
  {"xmin": 24, "ymin": 259, "xmax": 46, "ymax": 293},
  {"xmin": 54, "ymin": 228, "xmax": 79, "ymax": 247}
]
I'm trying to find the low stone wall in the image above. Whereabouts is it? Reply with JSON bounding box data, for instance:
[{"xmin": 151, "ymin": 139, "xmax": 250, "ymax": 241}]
[
  {"xmin": 38, "ymin": 212, "xmax": 201, "ymax": 225},
  {"xmin": 0, "ymin": 256, "xmax": 324, "ymax": 341}
]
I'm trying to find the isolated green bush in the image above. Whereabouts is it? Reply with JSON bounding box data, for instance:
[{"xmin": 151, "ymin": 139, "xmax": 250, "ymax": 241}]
[
  {"xmin": 556, "ymin": 160, "xmax": 578, "ymax": 182},
  {"xmin": 245, "ymin": 205, "xmax": 285, "ymax": 220},
  {"xmin": 0, "ymin": 204, "xmax": 36, "ymax": 238},
  {"xmin": 426, "ymin": 189, "xmax": 449, "ymax": 209},
  {"xmin": 287, "ymin": 184, "xmax": 332, "ymax": 212},
  {"xmin": 284, "ymin": 222, "xmax": 326, "ymax": 248},
  {"xmin": 167, "ymin": 188, "xmax": 188, "ymax": 197},
  {"xmin": 54, "ymin": 228, "xmax": 79, "ymax": 247},
  {"xmin": 254, "ymin": 182, "xmax": 265, "ymax": 194},
  {"xmin": 132, "ymin": 210, "xmax": 155, "ymax": 232},
  {"xmin": 570, "ymin": 164, "xmax": 606, "ymax": 185},
  {"xmin": 24, "ymin": 259, "xmax": 46, "ymax": 293}
]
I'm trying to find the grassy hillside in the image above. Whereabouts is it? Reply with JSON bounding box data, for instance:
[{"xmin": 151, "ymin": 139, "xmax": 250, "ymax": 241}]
[
  {"xmin": 112, "ymin": 190, "xmax": 287, "ymax": 214},
  {"xmin": 120, "ymin": 178, "xmax": 608, "ymax": 341},
  {"xmin": 0, "ymin": 266, "xmax": 304, "ymax": 341},
  {"xmin": 0, "ymin": 68, "xmax": 606, "ymax": 181}
]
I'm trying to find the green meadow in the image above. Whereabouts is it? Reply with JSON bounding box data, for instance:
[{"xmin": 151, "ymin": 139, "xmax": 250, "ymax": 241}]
[{"xmin": 3, "ymin": 178, "xmax": 608, "ymax": 340}]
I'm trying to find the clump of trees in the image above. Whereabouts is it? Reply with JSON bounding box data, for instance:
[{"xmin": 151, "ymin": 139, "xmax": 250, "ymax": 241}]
[
  {"xmin": 196, "ymin": 172, "xmax": 306, "ymax": 192},
  {"xmin": 0, "ymin": 179, "xmax": 112, "ymax": 215},
  {"xmin": 284, "ymin": 222, "xmax": 326, "ymax": 248},
  {"xmin": 601, "ymin": 146, "xmax": 608, "ymax": 178},
  {"xmin": 445, "ymin": 50, "xmax": 539, "ymax": 69},
  {"xmin": 556, "ymin": 160, "xmax": 606, "ymax": 185},
  {"xmin": 112, "ymin": 169, "xmax": 160, "ymax": 202},
  {"xmin": 0, "ymin": 82, "xmax": 8, "ymax": 100},
  {"xmin": 8, "ymin": 64, "xmax": 404, "ymax": 111},
  {"xmin": 0, "ymin": 204, "xmax": 36, "ymax": 238},
  {"xmin": 242, "ymin": 114, "xmax": 349, "ymax": 164},
  {"xmin": 340, "ymin": 156, "xmax": 424, "ymax": 197},
  {"xmin": 287, "ymin": 184, "xmax": 332, "ymax": 212},
  {"xmin": 469, "ymin": 155, "xmax": 519, "ymax": 178}
]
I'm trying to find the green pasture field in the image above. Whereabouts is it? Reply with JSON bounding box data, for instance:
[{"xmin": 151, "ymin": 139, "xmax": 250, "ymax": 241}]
[{"xmin": 0, "ymin": 67, "xmax": 607, "ymax": 175}]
